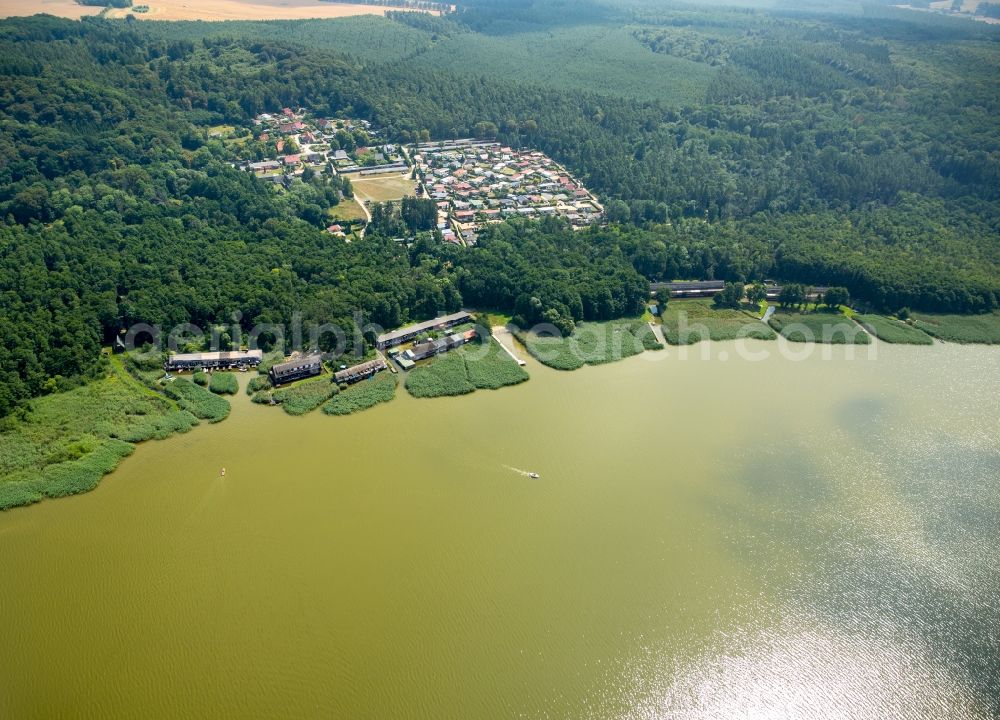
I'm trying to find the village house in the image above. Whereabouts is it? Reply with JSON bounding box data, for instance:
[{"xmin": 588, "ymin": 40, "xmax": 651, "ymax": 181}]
[
  {"xmin": 334, "ymin": 359, "xmax": 387, "ymax": 385},
  {"xmin": 269, "ymin": 354, "xmax": 323, "ymax": 385}
]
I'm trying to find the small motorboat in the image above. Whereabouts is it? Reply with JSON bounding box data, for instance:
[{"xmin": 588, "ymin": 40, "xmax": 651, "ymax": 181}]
[
  {"xmin": 220, "ymin": 468, "xmax": 226, "ymax": 477},
  {"xmin": 528, "ymin": 472, "xmax": 540, "ymax": 479}
]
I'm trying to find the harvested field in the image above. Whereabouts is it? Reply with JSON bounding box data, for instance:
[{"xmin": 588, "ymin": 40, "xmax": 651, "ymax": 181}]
[
  {"xmin": 101, "ymin": 0, "xmax": 419, "ymax": 21},
  {"xmin": 0, "ymin": 0, "xmax": 103, "ymax": 19}
]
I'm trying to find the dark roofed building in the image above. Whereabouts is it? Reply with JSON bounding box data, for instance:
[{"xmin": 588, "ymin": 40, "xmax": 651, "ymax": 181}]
[
  {"xmin": 165, "ymin": 349, "xmax": 263, "ymax": 371},
  {"xmin": 269, "ymin": 354, "xmax": 323, "ymax": 386},
  {"xmin": 765, "ymin": 285, "xmax": 829, "ymax": 300},
  {"xmin": 376, "ymin": 311, "xmax": 473, "ymax": 350},
  {"xmin": 334, "ymin": 359, "xmax": 387, "ymax": 385},
  {"xmin": 650, "ymin": 280, "xmax": 726, "ymax": 297},
  {"xmin": 400, "ymin": 329, "xmax": 478, "ymax": 364},
  {"xmin": 404, "ymin": 340, "xmax": 442, "ymax": 362}
]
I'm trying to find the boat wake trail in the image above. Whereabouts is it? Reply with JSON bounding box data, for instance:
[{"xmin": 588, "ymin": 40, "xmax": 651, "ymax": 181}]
[
  {"xmin": 186, "ymin": 475, "xmax": 227, "ymax": 523},
  {"xmin": 503, "ymin": 465, "xmax": 539, "ymax": 478}
]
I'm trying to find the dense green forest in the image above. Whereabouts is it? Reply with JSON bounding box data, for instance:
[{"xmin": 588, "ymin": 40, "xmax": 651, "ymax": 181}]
[{"xmin": 0, "ymin": 2, "xmax": 998, "ymax": 417}]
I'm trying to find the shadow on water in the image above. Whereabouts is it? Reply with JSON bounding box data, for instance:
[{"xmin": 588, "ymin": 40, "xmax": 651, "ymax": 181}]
[{"xmin": 834, "ymin": 394, "xmax": 890, "ymax": 442}]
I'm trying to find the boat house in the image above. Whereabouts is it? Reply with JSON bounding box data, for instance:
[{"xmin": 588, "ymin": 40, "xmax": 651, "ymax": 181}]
[
  {"xmin": 269, "ymin": 354, "xmax": 323, "ymax": 385},
  {"xmin": 334, "ymin": 359, "xmax": 387, "ymax": 385},
  {"xmin": 376, "ymin": 311, "xmax": 473, "ymax": 350},
  {"xmin": 165, "ymin": 349, "xmax": 263, "ymax": 372}
]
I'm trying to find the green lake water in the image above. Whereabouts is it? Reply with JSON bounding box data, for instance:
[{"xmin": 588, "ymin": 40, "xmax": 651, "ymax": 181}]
[{"xmin": 1, "ymin": 340, "xmax": 998, "ymax": 718}]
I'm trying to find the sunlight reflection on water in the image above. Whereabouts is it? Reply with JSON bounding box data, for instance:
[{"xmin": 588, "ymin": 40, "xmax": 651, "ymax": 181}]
[{"xmin": 624, "ymin": 607, "xmax": 992, "ymax": 720}]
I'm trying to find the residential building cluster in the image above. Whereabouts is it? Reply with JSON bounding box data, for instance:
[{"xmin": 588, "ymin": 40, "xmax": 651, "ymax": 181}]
[
  {"xmin": 236, "ymin": 108, "xmax": 406, "ymax": 184},
  {"xmin": 413, "ymin": 141, "xmax": 604, "ymax": 244}
]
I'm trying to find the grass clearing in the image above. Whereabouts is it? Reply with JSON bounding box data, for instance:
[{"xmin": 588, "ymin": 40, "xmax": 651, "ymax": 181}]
[
  {"xmin": 660, "ymin": 299, "xmax": 775, "ymax": 345},
  {"xmin": 351, "ymin": 173, "xmax": 416, "ymax": 203},
  {"xmin": 208, "ymin": 124, "xmax": 237, "ymax": 138},
  {"xmin": 209, "ymin": 372, "xmax": 239, "ymax": 395},
  {"xmin": 911, "ymin": 311, "xmax": 1000, "ymax": 344},
  {"xmin": 856, "ymin": 315, "xmax": 934, "ymax": 345},
  {"xmin": 519, "ymin": 319, "xmax": 663, "ymax": 371},
  {"xmin": 328, "ymin": 197, "xmax": 368, "ymax": 223},
  {"xmin": 322, "ymin": 372, "xmax": 397, "ymax": 415},
  {"xmin": 481, "ymin": 311, "xmax": 513, "ymax": 327},
  {"xmin": 769, "ymin": 310, "xmax": 870, "ymax": 344},
  {"xmin": 0, "ymin": 356, "xmax": 199, "ymax": 510}
]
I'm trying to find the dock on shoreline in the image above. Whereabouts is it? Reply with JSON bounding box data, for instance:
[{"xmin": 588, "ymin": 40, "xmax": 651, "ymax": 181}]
[{"xmin": 492, "ymin": 326, "xmax": 527, "ymax": 366}]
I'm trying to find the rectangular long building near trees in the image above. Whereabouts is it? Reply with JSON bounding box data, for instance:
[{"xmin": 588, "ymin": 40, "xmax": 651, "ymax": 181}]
[
  {"xmin": 165, "ymin": 350, "xmax": 263, "ymax": 371},
  {"xmin": 650, "ymin": 280, "xmax": 726, "ymax": 297},
  {"xmin": 376, "ymin": 311, "xmax": 473, "ymax": 349},
  {"xmin": 334, "ymin": 359, "xmax": 387, "ymax": 385},
  {"xmin": 765, "ymin": 285, "xmax": 829, "ymax": 301},
  {"xmin": 269, "ymin": 355, "xmax": 323, "ymax": 386}
]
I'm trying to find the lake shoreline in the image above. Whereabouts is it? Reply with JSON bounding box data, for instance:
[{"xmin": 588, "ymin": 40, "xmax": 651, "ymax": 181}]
[{"xmin": 2, "ymin": 320, "xmax": 998, "ymax": 513}]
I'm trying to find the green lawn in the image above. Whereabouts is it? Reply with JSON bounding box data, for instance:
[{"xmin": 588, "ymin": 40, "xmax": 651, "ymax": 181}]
[
  {"xmin": 328, "ymin": 197, "xmax": 368, "ymax": 223},
  {"xmin": 856, "ymin": 314, "xmax": 934, "ymax": 345},
  {"xmin": 322, "ymin": 372, "xmax": 397, "ymax": 415},
  {"xmin": 660, "ymin": 299, "xmax": 775, "ymax": 345},
  {"xmin": 911, "ymin": 311, "xmax": 1000, "ymax": 344},
  {"xmin": 479, "ymin": 310, "xmax": 514, "ymax": 327},
  {"xmin": 520, "ymin": 319, "xmax": 663, "ymax": 371},
  {"xmin": 0, "ymin": 356, "xmax": 199, "ymax": 510},
  {"xmin": 769, "ymin": 310, "xmax": 871, "ymax": 344}
]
